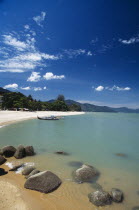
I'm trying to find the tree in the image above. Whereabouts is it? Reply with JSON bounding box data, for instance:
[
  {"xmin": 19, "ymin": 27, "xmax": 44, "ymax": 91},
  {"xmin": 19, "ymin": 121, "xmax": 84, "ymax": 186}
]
[{"xmin": 56, "ymin": 95, "xmax": 65, "ymax": 102}]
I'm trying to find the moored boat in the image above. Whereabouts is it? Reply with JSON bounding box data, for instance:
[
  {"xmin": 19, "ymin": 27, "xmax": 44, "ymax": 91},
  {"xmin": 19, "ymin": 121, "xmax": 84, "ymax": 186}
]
[{"xmin": 37, "ymin": 116, "xmax": 60, "ymax": 120}]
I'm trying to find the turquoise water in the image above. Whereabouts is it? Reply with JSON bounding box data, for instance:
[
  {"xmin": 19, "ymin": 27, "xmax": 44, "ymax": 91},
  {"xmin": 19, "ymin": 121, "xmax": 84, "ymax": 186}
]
[{"xmin": 0, "ymin": 113, "xmax": 139, "ymax": 209}]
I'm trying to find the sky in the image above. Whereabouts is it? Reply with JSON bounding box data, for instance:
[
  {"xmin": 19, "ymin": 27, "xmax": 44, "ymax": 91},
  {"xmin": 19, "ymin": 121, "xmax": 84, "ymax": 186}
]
[{"xmin": 0, "ymin": 0, "xmax": 139, "ymax": 108}]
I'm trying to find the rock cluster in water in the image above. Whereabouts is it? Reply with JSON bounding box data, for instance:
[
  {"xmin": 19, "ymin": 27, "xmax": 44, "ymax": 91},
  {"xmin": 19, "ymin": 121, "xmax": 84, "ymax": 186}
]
[
  {"xmin": 0, "ymin": 145, "xmax": 126, "ymax": 207},
  {"xmin": 0, "ymin": 145, "xmax": 62, "ymax": 194},
  {"xmin": 0, "ymin": 145, "xmax": 35, "ymax": 159},
  {"xmin": 88, "ymin": 188, "xmax": 123, "ymax": 207}
]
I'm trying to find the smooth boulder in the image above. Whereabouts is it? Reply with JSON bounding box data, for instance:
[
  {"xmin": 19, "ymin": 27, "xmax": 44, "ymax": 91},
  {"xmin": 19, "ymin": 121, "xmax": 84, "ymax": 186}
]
[
  {"xmin": 25, "ymin": 146, "xmax": 35, "ymax": 156},
  {"xmin": 0, "ymin": 155, "xmax": 7, "ymax": 165},
  {"xmin": 1, "ymin": 146, "xmax": 16, "ymax": 157},
  {"xmin": 111, "ymin": 188, "xmax": 123, "ymax": 203},
  {"xmin": 22, "ymin": 166, "xmax": 35, "ymax": 175},
  {"xmin": 25, "ymin": 169, "xmax": 40, "ymax": 179},
  {"xmin": 75, "ymin": 164, "xmax": 99, "ymax": 182},
  {"xmin": 88, "ymin": 190, "xmax": 112, "ymax": 206},
  {"xmin": 14, "ymin": 145, "xmax": 26, "ymax": 159},
  {"xmin": 24, "ymin": 170, "xmax": 62, "ymax": 193}
]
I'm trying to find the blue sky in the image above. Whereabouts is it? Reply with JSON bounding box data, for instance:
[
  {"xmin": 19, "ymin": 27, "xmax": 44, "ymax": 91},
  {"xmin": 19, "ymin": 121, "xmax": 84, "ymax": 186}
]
[{"xmin": 0, "ymin": 0, "xmax": 139, "ymax": 108}]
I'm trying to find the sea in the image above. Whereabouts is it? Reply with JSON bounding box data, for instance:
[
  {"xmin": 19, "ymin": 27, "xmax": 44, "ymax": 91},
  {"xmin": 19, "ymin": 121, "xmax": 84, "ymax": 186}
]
[{"xmin": 0, "ymin": 113, "xmax": 139, "ymax": 210}]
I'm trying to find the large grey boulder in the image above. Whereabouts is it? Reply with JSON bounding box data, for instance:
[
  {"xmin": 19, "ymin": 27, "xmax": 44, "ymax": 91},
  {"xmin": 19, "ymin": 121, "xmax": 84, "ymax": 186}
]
[
  {"xmin": 24, "ymin": 171, "xmax": 62, "ymax": 193},
  {"xmin": 22, "ymin": 166, "xmax": 35, "ymax": 175},
  {"xmin": 88, "ymin": 190, "xmax": 112, "ymax": 206},
  {"xmin": 25, "ymin": 146, "xmax": 35, "ymax": 156},
  {"xmin": 1, "ymin": 146, "xmax": 16, "ymax": 157},
  {"xmin": 74, "ymin": 164, "xmax": 99, "ymax": 182},
  {"xmin": 0, "ymin": 155, "xmax": 7, "ymax": 165},
  {"xmin": 25, "ymin": 169, "xmax": 40, "ymax": 179},
  {"xmin": 111, "ymin": 188, "xmax": 123, "ymax": 203},
  {"xmin": 14, "ymin": 145, "xmax": 26, "ymax": 159}
]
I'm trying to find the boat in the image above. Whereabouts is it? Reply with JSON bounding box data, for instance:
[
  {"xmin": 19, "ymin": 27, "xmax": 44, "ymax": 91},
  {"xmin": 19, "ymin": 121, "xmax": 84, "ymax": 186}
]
[{"xmin": 37, "ymin": 115, "xmax": 60, "ymax": 120}]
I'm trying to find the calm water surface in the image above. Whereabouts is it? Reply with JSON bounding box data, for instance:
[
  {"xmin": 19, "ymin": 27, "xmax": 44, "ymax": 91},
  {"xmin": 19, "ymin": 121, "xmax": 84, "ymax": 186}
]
[{"xmin": 0, "ymin": 113, "xmax": 139, "ymax": 209}]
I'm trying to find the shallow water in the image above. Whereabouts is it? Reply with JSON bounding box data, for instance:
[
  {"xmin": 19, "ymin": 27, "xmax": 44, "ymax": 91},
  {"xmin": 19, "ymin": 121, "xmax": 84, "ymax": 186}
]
[{"xmin": 0, "ymin": 113, "xmax": 139, "ymax": 209}]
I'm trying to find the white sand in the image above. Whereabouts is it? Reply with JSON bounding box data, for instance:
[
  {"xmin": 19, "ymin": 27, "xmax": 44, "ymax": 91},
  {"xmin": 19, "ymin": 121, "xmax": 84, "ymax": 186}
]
[{"xmin": 0, "ymin": 110, "xmax": 85, "ymax": 126}]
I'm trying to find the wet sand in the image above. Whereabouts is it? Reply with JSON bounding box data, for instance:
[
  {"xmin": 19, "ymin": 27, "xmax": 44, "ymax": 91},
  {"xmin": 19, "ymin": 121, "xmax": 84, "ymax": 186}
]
[{"xmin": 0, "ymin": 154, "xmax": 138, "ymax": 210}]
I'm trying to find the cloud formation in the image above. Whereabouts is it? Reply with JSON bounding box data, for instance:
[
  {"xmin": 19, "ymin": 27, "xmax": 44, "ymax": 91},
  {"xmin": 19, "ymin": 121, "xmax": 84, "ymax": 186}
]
[
  {"xmin": 95, "ymin": 86, "xmax": 104, "ymax": 91},
  {"xmin": 43, "ymin": 72, "xmax": 65, "ymax": 80},
  {"xmin": 93, "ymin": 85, "xmax": 131, "ymax": 92},
  {"xmin": 33, "ymin": 12, "xmax": 46, "ymax": 27},
  {"xmin": 27, "ymin": 72, "xmax": 41, "ymax": 82},
  {"xmin": 21, "ymin": 86, "xmax": 31, "ymax": 90},
  {"xmin": 119, "ymin": 36, "xmax": 139, "ymax": 45},
  {"xmin": 3, "ymin": 83, "xmax": 18, "ymax": 90}
]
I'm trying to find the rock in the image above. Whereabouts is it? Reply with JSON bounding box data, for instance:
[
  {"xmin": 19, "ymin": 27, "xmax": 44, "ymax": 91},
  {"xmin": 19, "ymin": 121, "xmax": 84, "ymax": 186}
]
[
  {"xmin": 0, "ymin": 168, "xmax": 8, "ymax": 176},
  {"xmin": 22, "ymin": 166, "xmax": 35, "ymax": 175},
  {"xmin": 0, "ymin": 155, "xmax": 7, "ymax": 165},
  {"xmin": 9, "ymin": 164, "xmax": 25, "ymax": 171},
  {"xmin": 115, "ymin": 153, "xmax": 127, "ymax": 157},
  {"xmin": 74, "ymin": 164, "xmax": 99, "ymax": 182},
  {"xmin": 14, "ymin": 145, "xmax": 26, "ymax": 159},
  {"xmin": 55, "ymin": 151, "xmax": 69, "ymax": 155},
  {"xmin": 1, "ymin": 146, "xmax": 16, "ymax": 157},
  {"xmin": 111, "ymin": 188, "xmax": 124, "ymax": 203},
  {"xmin": 25, "ymin": 146, "xmax": 35, "ymax": 156},
  {"xmin": 24, "ymin": 171, "xmax": 62, "ymax": 193},
  {"xmin": 88, "ymin": 190, "xmax": 112, "ymax": 206},
  {"xmin": 25, "ymin": 169, "xmax": 40, "ymax": 179},
  {"xmin": 68, "ymin": 161, "xmax": 83, "ymax": 168}
]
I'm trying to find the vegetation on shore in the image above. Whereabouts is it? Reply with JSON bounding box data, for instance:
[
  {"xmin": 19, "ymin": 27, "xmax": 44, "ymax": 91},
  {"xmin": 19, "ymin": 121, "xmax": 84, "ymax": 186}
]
[{"xmin": 1, "ymin": 91, "xmax": 81, "ymax": 111}]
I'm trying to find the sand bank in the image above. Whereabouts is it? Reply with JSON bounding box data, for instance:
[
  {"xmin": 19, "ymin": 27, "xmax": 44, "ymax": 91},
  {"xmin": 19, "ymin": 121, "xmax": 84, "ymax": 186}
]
[{"xmin": 0, "ymin": 110, "xmax": 85, "ymax": 126}]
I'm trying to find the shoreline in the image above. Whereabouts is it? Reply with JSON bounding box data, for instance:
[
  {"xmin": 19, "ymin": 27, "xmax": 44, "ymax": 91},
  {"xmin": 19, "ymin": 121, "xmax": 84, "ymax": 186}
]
[{"xmin": 0, "ymin": 110, "xmax": 85, "ymax": 126}]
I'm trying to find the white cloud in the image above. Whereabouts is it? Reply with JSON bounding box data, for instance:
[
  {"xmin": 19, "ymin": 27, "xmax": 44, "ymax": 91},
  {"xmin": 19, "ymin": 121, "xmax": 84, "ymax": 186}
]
[
  {"xmin": 3, "ymin": 35, "xmax": 28, "ymax": 51},
  {"xmin": 91, "ymin": 38, "xmax": 98, "ymax": 44},
  {"xmin": 34, "ymin": 87, "xmax": 42, "ymax": 91},
  {"xmin": 24, "ymin": 25, "xmax": 30, "ymax": 30},
  {"xmin": 43, "ymin": 72, "xmax": 65, "ymax": 80},
  {"xmin": 95, "ymin": 86, "xmax": 104, "ymax": 91},
  {"xmin": 33, "ymin": 12, "xmax": 46, "ymax": 27},
  {"xmin": 43, "ymin": 86, "xmax": 47, "ymax": 90},
  {"xmin": 87, "ymin": 51, "xmax": 92, "ymax": 56},
  {"xmin": 27, "ymin": 72, "xmax": 41, "ymax": 82},
  {"xmin": 106, "ymin": 85, "xmax": 131, "ymax": 91},
  {"xmin": 119, "ymin": 36, "xmax": 139, "ymax": 45},
  {"xmin": 21, "ymin": 86, "xmax": 31, "ymax": 90},
  {"xmin": 63, "ymin": 49, "xmax": 86, "ymax": 58},
  {"xmin": 3, "ymin": 83, "xmax": 18, "ymax": 90},
  {"xmin": 0, "ymin": 32, "xmax": 60, "ymax": 73},
  {"xmin": 0, "ymin": 69, "xmax": 24, "ymax": 73}
]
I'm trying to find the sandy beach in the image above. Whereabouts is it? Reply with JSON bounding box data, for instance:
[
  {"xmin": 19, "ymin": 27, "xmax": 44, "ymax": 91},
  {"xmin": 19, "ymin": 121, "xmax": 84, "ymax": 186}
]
[{"xmin": 0, "ymin": 110, "xmax": 85, "ymax": 126}]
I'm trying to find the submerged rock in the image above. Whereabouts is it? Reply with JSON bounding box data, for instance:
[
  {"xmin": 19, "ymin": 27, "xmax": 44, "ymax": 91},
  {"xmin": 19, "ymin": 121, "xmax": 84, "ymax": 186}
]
[
  {"xmin": 1, "ymin": 146, "xmax": 16, "ymax": 157},
  {"xmin": 0, "ymin": 155, "xmax": 7, "ymax": 165},
  {"xmin": 9, "ymin": 164, "xmax": 25, "ymax": 171},
  {"xmin": 25, "ymin": 169, "xmax": 40, "ymax": 179},
  {"xmin": 14, "ymin": 145, "xmax": 26, "ymax": 159},
  {"xmin": 74, "ymin": 164, "xmax": 99, "ymax": 183},
  {"xmin": 115, "ymin": 153, "xmax": 127, "ymax": 157},
  {"xmin": 68, "ymin": 161, "xmax": 83, "ymax": 168},
  {"xmin": 55, "ymin": 151, "xmax": 69, "ymax": 155},
  {"xmin": 25, "ymin": 146, "xmax": 35, "ymax": 156},
  {"xmin": 24, "ymin": 171, "xmax": 62, "ymax": 193},
  {"xmin": 111, "ymin": 188, "xmax": 124, "ymax": 203},
  {"xmin": 132, "ymin": 207, "xmax": 139, "ymax": 210},
  {"xmin": 0, "ymin": 168, "xmax": 8, "ymax": 176},
  {"xmin": 22, "ymin": 166, "xmax": 35, "ymax": 175},
  {"xmin": 88, "ymin": 190, "xmax": 112, "ymax": 206}
]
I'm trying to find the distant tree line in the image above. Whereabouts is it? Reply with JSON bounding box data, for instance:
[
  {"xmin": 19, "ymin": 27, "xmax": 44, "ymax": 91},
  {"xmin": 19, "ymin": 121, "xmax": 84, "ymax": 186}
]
[{"xmin": 2, "ymin": 92, "xmax": 81, "ymax": 112}]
